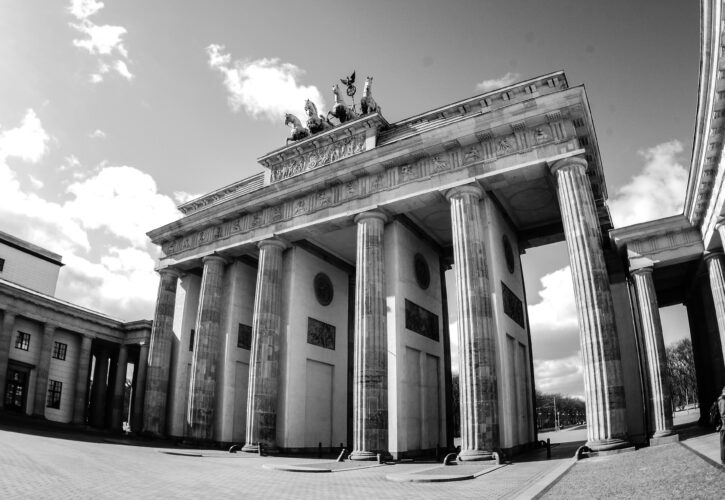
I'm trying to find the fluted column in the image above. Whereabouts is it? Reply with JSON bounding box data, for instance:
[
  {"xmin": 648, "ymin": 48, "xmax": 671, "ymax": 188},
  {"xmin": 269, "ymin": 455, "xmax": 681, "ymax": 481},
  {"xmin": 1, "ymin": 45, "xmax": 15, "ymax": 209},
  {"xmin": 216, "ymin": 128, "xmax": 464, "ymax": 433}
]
[
  {"xmin": 110, "ymin": 344, "xmax": 129, "ymax": 431},
  {"xmin": 142, "ymin": 268, "xmax": 181, "ymax": 436},
  {"xmin": 705, "ymin": 246, "xmax": 725, "ymax": 365},
  {"xmin": 187, "ymin": 255, "xmax": 227, "ymax": 440},
  {"xmin": 132, "ymin": 342, "xmax": 149, "ymax": 432},
  {"xmin": 32, "ymin": 323, "xmax": 55, "ymax": 417},
  {"xmin": 446, "ymin": 185, "xmax": 498, "ymax": 461},
  {"xmin": 551, "ymin": 156, "xmax": 629, "ymax": 451},
  {"xmin": 350, "ymin": 211, "xmax": 389, "ymax": 461},
  {"xmin": 90, "ymin": 347, "xmax": 109, "ymax": 427},
  {"xmin": 243, "ymin": 239, "xmax": 286, "ymax": 453},
  {"xmin": 0, "ymin": 311, "xmax": 17, "ymax": 409},
  {"xmin": 72, "ymin": 335, "xmax": 93, "ymax": 424},
  {"xmin": 631, "ymin": 267, "xmax": 673, "ymax": 438}
]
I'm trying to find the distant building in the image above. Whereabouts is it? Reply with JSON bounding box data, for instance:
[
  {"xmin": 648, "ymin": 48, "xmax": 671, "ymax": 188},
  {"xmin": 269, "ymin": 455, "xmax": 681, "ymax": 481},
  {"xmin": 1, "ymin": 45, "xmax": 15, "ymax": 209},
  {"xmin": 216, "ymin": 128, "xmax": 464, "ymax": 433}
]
[{"xmin": 0, "ymin": 229, "xmax": 151, "ymax": 430}]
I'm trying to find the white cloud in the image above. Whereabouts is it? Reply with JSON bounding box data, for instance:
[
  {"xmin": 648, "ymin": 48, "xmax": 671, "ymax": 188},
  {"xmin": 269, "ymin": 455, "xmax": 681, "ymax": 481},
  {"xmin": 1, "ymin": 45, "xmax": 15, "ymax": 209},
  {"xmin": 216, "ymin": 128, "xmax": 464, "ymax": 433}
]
[
  {"xmin": 0, "ymin": 110, "xmax": 50, "ymax": 163},
  {"xmin": 89, "ymin": 129, "xmax": 106, "ymax": 139},
  {"xmin": 527, "ymin": 265, "xmax": 584, "ymax": 397},
  {"xmin": 476, "ymin": 72, "xmax": 521, "ymax": 92},
  {"xmin": 28, "ymin": 175, "xmax": 44, "ymax": 189},
  {"xmin": 173, "ymin": 190, "xmax": 201, "ymax": 204},
  {"xmin": 0, "ymin": 110, "xmax": 178, "ymax": 320},
  {"xmin": 64, "ymin": 166, "xmax": 181, "ymax": 248},
  {"xmin": 609, "ymin": 140, "xmax": 688, "ymax": 227},
  {"xmin": 206, "ymin": 44, "xmax": 324, "ymax": 122},
  {"xmin": 69, "ymin": 0, "xmax": 104, "ymax": 19},
  {"xmin": 68, "ymin": 1, "xmax": 133, "ymax": 84}
]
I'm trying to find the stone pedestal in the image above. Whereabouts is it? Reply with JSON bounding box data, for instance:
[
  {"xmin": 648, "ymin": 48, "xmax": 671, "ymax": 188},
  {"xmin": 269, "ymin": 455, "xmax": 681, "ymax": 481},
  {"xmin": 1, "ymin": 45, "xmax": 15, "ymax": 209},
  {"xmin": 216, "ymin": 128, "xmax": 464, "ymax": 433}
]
[
  {"xmin": 0, "ymin": 311, "xmax": 16, "ymax": 410},
  {"xmin": 550, "ymin": 156, "xmax": 630, "ymax": 451},
  {"xmin": 349, "ymin": 211, "xmax": 389, "ymax": 461},
  {"xmin": 111, "ymin": 344, "xmax": 129, "ymax": 431},
  {"xmin": 91, "ymin": 347, "xmax": 109, "ymax": 427},
  {"xmin": 143, "ymin": 268, "xmax": 181, "ymax": 436},
  {"xmin": 705, "ymin": 250, "xmax": 725, "ymax": 365},
  {"xmin": 32, "ymin": 323, "xmax": 55, "ymax": 417},
  {"xmin": 72, "ymin": 336, "xmax": 93, "ymax": 425},
  {"xmin": 243, "ymin": 239, "xmax": 286, "ymax": 453},
  {"xmin": 187, "ymin": 255, "xmax": 227, "ymax": 441},
  {"xmin": 445, "ymin": 186, "xmax": 498, "ymax": 461},
  {"xmin": 632, "ymin": 268, "xmax": 674, "ymax": 438},
  {"xmin": 132, "ymin": 342, "xmax": 149, "ymax": 432}
]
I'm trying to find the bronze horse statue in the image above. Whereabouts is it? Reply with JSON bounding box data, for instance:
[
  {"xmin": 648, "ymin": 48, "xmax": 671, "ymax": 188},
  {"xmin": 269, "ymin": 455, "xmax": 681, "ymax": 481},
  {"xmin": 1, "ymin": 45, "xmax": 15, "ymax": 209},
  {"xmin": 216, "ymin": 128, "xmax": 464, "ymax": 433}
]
[
  {"xmin": 285, "ymin": 113, "xmax": 310, "ymax": 144},
  {"xmin": 327, "ymin": 84, "xmax": 359, "ymax": 124},
  {"xmin": 360, "ymin": 76, "xmax": 379, "ymax": 115},
  {"xmin": 304, "ymin": 100, "xmax": 333, "ymax": 134}
]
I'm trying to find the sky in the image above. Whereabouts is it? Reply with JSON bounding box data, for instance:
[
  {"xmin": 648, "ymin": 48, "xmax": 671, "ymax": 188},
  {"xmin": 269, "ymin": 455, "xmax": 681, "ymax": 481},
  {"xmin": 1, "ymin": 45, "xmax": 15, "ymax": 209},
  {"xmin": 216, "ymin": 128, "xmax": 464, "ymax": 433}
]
[{"xmin": 0, "ymin": 1, "xmax": 698, "ymax": 398}]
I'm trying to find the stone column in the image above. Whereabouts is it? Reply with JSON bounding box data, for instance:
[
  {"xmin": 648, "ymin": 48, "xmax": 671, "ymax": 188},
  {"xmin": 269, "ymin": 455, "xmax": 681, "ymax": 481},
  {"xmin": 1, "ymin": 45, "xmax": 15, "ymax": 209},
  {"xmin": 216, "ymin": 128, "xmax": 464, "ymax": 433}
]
[
  {"xmin": 132, "ymin": 342, "xmax": 149, "ymax": 432},
  {"xmin": 350, "ymin": 211, "xmax": 389, "ymax": 461},
  {"xmin": 705, "ymin": 248, "xmax": 725, "ymax": 365},
  {"xmin": 110, "ymin": 344, "xmax": 129, "ymax": 431},
  {"xmin": 32, "ymin": 323, "xmax": 55, "ymax": 417},
  {"xmin": 445, "ymin": 185, "xmax": 498, "ymax": 461},
  {"xmin": 143, "ymin": 268, "xmax": 181, "ymax": 436},
  {"xmin": 72, "ymin": 336, "xmax": 93, "ymax": 425},
  {"xmin": 243, "ymin": 239, "xmax": 286, "ymax": 453},
  {"xmin": 551, "ymin": 156, "xmax": 629, "ymax": 451},
  {"xmin": 0, "ymin": 311, "xmax": 16, "ymax": 409},
  {"xmin": 187, "ymin": 255, "xmax": 227, "ymax": 441},
  {"xmin": 631, "ymin": 267, "xmax": 674, "ymax": 439},
  {"xmin": 91, "ymin": 347, "xmax": 109, "ymax": 427}
]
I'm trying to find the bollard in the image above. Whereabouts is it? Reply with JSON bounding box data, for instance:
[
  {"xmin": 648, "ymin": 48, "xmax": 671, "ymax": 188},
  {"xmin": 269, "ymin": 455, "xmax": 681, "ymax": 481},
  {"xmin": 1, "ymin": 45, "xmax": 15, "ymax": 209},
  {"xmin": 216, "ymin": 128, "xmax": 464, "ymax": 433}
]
[
  {"xmin": 377, "ymin": 453, "xmax": 383, "ymax": 464},
  {"xmin": 258, "ymin": 443, "xmax": 264, "ymax": 457},
  {"xmin": 546, "ymin": 438, "xmax": 551, "ymax": 459},
  {"xmin": 435, "ymin": 443, "xmax": 440, "ymax": 462},
  {"xmin": 318, "ymin": 442, "xmax": 322, "ymax": 458}
]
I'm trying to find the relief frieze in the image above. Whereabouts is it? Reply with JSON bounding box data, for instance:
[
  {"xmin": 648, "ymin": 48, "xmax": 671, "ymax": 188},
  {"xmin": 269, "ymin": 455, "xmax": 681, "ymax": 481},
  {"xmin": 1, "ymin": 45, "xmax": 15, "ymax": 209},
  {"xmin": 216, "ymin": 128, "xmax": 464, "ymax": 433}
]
[
  {"xmin": 270, "ymin": 132, "xmax": 366, "ymax": 183},
  {"xmin": 161, "ymin": 122, "xmax": 573, "ymax": 258}
]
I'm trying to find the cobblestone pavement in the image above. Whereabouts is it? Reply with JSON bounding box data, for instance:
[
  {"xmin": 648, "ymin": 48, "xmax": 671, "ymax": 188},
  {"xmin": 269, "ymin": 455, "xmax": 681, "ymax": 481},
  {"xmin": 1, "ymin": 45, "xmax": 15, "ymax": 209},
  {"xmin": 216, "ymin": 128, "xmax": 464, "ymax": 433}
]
[
  {"xmin": 1, "ymin": 419, "xmax": 722, "ymax": 499},
  {"xmin": 0, "ymin": 424, "xmax": 573, "ymax": 500}
]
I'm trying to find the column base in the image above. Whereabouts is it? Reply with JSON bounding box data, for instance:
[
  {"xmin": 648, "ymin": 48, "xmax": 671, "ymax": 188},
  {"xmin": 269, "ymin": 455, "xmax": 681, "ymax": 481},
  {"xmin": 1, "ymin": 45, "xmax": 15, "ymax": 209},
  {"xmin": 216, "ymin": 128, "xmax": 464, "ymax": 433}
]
[
  {"xmin": 457, "ymin": 449, "xmax": 494, "ymax": 461},
  {"xmin": 585, "ymin": 438, "xmax": 632, "ymax": 452},
  {"xmin": 241, "ymin": 443, "xmax": 279, "ymax": 454},
  {"xmin": 652, "ymin": 429, "xmax": 674, "ymax": 439},
  {"xmin": 349, "ymin": 450, "xmax": 389, "ymax": 461},
  {"xmin": 650, "ymin": 433, "xmax": 678, "ymax": 447}
]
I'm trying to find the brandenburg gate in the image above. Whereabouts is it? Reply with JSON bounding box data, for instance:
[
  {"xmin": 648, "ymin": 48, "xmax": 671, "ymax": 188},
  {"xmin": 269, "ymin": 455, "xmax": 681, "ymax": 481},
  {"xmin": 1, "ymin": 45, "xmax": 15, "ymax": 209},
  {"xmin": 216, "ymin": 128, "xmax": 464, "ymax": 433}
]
[{"xmin": 141, "ymin": 71, "xmax": 652, "ymax": 459}]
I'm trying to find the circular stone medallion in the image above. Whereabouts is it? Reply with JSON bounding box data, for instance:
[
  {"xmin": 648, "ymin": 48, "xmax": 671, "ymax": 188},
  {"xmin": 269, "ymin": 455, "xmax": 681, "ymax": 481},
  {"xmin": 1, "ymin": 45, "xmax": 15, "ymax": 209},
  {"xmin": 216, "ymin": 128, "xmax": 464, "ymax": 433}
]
[
  {"xmin": 503, "ymin": 235, "xmax": 515, "ymax": 274},
  {"xmin": 314, "ymin": 272, "xmax": 334, "ymax": 306},
  {"xmin": 414, "ymin": 253, "xmax": 431, "ymax": 290}
]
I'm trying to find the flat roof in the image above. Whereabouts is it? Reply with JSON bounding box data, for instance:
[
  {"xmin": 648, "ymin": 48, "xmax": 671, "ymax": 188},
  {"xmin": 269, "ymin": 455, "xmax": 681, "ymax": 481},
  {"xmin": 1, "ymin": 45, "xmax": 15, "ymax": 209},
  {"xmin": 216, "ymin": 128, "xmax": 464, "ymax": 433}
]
[{"xmin": 0, "ymin": 230, "xmax": 63, "ymax": 266}]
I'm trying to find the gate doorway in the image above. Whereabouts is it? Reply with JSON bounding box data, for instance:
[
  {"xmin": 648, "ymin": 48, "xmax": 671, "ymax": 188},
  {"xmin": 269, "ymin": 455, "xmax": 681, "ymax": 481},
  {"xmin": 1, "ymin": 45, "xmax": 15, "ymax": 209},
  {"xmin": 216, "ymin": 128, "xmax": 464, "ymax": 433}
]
[{"xmin": 4, "ymin": 364, "xmax": 31, "ymax": 412}]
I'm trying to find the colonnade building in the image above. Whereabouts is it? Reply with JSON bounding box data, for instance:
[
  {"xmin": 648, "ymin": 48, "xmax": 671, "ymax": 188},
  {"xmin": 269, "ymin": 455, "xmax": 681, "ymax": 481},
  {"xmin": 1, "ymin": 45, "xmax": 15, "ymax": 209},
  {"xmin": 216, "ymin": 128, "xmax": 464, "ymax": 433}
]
[
  {"xmin": 0, "ymin": 230, "xmax": 152, "ymax": 431},
  {"xmin": 143, "ymin": 70, "xmax": 646, "ymax": 459}
]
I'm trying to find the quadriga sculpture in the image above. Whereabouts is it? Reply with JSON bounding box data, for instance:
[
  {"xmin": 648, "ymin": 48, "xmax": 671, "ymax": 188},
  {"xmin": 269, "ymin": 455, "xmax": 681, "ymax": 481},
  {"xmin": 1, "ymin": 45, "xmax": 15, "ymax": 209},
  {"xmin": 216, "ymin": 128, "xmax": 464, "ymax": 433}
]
[
  {"xmin": 304, "ymin": 100, "xmax": 333, "ymax": 134},
  {"xmin": 360, "ymin": 76, "xmax": 379, "ymax": 115},
  {"xmin": 327, "ymin": 84, "xmax": 359, "ymax": 124},
  {"xmin": 285, "ymin": 113, "xmax": 310, "ymax": 144}
]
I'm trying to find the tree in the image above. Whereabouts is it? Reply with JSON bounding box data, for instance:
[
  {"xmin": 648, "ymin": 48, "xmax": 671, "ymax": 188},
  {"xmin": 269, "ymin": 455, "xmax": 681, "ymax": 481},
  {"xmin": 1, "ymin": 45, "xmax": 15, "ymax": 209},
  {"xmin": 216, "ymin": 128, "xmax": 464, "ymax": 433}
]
[
  {"xmin": 535, "ymin": 390, "xmax": 586, "ymax": 430},
  {"xmin": 665, "ymin": 338, "xmax": 698, "ymax": 410}
]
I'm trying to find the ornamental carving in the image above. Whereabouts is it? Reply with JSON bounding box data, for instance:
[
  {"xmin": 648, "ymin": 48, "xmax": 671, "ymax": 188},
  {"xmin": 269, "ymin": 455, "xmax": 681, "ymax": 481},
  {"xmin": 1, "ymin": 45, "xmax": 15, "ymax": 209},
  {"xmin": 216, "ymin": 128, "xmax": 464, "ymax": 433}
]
[
  {"xmin": 161, "ymin": 119, "xmax": 577, "ymax": 258},
  {"xmin": 270, "ymin": 132, "xmax": 366, "ymax": 183}
]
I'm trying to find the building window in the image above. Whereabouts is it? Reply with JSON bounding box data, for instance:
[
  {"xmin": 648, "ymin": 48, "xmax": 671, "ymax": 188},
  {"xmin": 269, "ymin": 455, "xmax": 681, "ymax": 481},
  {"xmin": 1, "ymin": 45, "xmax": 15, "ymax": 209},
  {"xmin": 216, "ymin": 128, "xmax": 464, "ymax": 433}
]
[
  {"xmin": 237, "ymin": 324, "xmax": 252, "ymax": 350},
  {"xmin": 0, "ymin": 257, "xmax": 4, "ymax": 272},
  {"xmin": 14, "ymin": 332, "xmax": 30, "ymax": 351},
  {"xmin": 52, "ymin": 342, "xmax": 67, "ymax": 361},
  {"xmin": 46, "ymin": 380, "xmax": 62, "ymax": 409},
  {"xmin": 189, "ymin": 329, "xmax": 195, "ymax": 352}
]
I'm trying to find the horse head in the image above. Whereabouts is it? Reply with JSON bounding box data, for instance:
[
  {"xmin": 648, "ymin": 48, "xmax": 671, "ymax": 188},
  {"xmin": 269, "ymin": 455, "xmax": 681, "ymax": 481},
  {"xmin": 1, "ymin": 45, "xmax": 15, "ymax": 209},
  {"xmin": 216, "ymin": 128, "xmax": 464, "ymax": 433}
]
[{"xmin": 304, "ymin": 99, "xmax": 317, "ymax": 117}]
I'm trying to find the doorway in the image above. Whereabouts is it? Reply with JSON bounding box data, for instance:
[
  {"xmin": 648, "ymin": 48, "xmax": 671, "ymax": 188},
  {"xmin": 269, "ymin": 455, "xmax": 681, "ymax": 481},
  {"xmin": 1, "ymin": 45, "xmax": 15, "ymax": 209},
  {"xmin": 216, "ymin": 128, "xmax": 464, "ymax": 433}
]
[{"xmin": 4, "ymin": 364, "xmax": 30, "ymax": 412}]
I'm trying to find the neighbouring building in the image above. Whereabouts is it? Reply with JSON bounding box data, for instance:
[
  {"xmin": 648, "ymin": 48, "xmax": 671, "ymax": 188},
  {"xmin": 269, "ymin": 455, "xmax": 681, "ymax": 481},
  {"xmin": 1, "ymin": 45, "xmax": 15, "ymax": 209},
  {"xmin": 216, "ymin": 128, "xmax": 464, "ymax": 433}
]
[{"xmin": 0, "ymin": 229, "xmax": 151, "ymax": 431}]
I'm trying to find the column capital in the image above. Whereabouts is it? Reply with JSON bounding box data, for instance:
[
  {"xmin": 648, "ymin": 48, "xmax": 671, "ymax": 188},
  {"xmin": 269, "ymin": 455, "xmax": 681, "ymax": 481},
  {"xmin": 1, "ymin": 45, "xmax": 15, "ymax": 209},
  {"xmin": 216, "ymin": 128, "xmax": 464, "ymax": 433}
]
[
  {"xmin": 257, "ymin": 238, "xmax": 287, "ymax": 251},
  {"xmin": 43, "ymin": 323, "xmax": 56, "ymax": 335},
  {"xmin": 201, "ymin": 254, "xmax": 228, "ymax": 266},
  {"xmin": 2, "ymin": 310, "xmax": 16, "ymax": 323},
  {"xmin": 444, "ymin": 184, "xmax": 484, "ymax": 202},
  {"xmin": 353, "ymin": 210, "xmax": 388, "ymax": 225},
  {"xmin": 704, "ymin": 251, "xmax": 725, "ymax": 263},
  {"xmin": 157, "ymin": 267, "xmax": 183, "ymax": 279},
  {"xmin": 549, "ymin": 155, "xmax": 587, "ymax": 177},
  {"xmin": 631, "ymin": 266, "xmax": 654, "ymax": 277}
]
